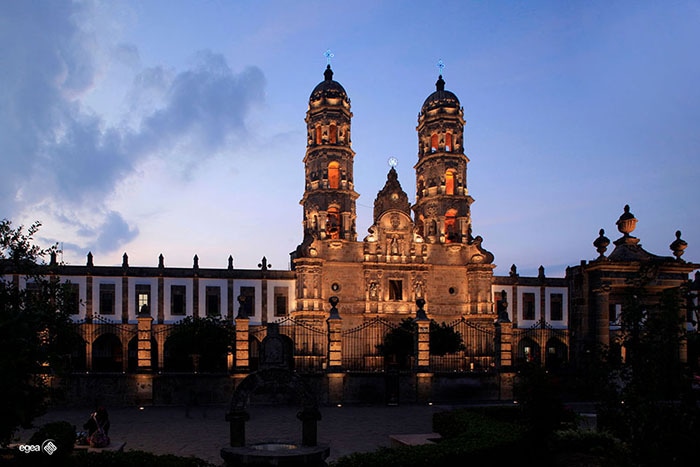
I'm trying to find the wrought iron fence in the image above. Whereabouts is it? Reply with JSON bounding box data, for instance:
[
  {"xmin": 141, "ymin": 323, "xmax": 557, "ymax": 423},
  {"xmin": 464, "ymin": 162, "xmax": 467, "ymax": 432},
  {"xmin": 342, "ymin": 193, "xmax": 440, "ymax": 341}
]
[
  {"xmin": 430, "ymin": 317, "xmax": 496, "ymax": 372},
  {"xmin": 341, "ymin": 317, "xmax": 407, "ymax": 372}
]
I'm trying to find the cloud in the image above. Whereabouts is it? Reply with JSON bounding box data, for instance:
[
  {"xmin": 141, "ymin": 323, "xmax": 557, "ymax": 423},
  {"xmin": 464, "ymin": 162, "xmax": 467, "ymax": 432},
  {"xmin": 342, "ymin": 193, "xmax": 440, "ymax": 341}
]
[{"xmin": 0, "ymin": 1, "xmax": 265, "ymax": 256}]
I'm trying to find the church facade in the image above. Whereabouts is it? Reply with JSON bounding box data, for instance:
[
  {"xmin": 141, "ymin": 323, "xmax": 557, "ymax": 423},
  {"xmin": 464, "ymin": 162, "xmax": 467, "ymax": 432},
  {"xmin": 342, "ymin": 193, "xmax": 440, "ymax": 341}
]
[{"xmin": 2, "ymin": 64, "xmax": 697, "ymax": 403}]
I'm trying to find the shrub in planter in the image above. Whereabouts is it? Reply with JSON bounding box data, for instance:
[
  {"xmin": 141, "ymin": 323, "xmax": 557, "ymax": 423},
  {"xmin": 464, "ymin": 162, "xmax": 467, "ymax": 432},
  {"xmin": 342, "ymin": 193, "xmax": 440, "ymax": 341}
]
[{"xmin": 28, "ymin": 420, "xmax": 76, "ymax": 456}]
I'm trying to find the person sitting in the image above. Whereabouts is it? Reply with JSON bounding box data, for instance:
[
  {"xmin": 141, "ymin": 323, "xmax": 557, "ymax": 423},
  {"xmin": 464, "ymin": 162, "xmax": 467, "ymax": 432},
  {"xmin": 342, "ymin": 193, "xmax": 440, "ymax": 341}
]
[{"xmin": 84, "ymin": 406, "xmax": 110, "ymax": 436}]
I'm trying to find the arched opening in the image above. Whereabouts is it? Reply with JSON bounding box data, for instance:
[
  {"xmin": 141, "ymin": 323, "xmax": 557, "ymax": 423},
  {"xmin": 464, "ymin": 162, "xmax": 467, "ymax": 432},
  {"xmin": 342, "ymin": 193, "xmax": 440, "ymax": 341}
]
[
  {"xmin": 326, "ymin": 207, "xmax": 341, "ymax": 239},
  {"xmin": 517, "ymin": 337, "xmax": 541, "ymax": 366},
  {"xmin": 430, "ymin": 133, "xmax": 438, "ymax": 152},
  {"xmin": 444, "ymin": 208, "xmax": 458, "ymax": 243},
  {"xmin": 315, "ymin": 125, "xmax": 322, "ymax": 145},
  {"xmin": 445, "ymin": 132, "xmax": 453, "ymax": 152},
  {"xmin": 545, "ymin": 337, "xmax": 568, "ymax": 372},
  {"xmin": 445, "ymin": 169, "xmax": 456, "ymax": 195},
  {"xmin": 92, "ymin": 333, "xmax": 123, "ymax": 372},
  {"xmin": 328, "ymin": 162, "xmax": 340, "ymax": 189},
  {"xmin": 329, "ymin": 124, "xmax": 337, "ymax": 144}
]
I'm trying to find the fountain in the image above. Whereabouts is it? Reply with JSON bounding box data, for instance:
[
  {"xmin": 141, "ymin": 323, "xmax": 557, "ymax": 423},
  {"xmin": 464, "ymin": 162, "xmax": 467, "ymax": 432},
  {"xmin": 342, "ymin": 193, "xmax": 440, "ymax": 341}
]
[{"xmin": 221, "ymin": 323, "xmax": 330, "ymax": 467}]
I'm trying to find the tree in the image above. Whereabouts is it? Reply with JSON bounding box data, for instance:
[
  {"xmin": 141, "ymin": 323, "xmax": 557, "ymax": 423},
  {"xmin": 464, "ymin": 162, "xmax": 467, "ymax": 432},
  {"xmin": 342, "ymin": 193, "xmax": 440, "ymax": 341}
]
[
  {"xmin": 165, "ymin": 315, "xmax": 235, "ymax": 372},
  {"xmin": 378, "ymin": 318, "xmax": 464, "ymax": 368},
  {"xmin": 595, "ymin": 281, "xmax": 700, "ymax": 466},
  {"xmin": 0, "ymin": 219, "xmax": 80, "ymax": 445}
]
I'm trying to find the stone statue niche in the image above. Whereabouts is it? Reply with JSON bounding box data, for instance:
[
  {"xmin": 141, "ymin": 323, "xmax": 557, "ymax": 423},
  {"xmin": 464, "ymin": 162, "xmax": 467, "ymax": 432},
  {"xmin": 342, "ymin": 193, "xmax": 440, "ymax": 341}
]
[{"xmin": 221, "ymin": 322, "xmax": 329, "ymax": 466}]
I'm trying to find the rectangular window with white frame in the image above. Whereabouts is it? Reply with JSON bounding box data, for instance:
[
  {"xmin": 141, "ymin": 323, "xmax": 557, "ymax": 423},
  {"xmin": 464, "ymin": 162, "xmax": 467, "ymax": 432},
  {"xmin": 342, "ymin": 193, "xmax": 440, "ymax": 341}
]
[
  {"xmin": 206, "ymin": 286, "xmax": 221, "ymax": 316},
  {"xmin": 99, "ymin": 284, "xmax": 115, "ymax": 315}
]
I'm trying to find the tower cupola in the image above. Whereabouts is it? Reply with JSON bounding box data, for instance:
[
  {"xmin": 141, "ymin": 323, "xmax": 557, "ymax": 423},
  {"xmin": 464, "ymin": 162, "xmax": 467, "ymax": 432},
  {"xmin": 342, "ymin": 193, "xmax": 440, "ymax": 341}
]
[
  {"xmin": 300, "ymin": 63, "xmax": 359, "ymax": 242},
  {"xmin": 412, "ymin": 73, "xmax": 473, "ymax": 244}
]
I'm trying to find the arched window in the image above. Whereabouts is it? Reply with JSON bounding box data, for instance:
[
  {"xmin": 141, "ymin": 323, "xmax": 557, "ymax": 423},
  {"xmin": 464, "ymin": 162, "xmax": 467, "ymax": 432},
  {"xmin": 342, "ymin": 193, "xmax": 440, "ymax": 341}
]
[
  {"xmin": 445, "ymin": 169, "xmax": 456, "ymax": 195},
  {"xmin": 445, "ymin": 132, "xmax": 453, "ymax": 152},
  {"xmin": 328, "ymin": 162, "xmax": 340, "ymax": 189},
  {"xmin": 430, "ymin": 134, "xmax": 438, "ymax": 152},
  {"xmin": 445, "ymin": 208, "xmax": 458, "ymax": 243},
  {"xmin": 327, "ymin": 207, "xmax": 340, "ymax": 239},
  {"xmin": 315, "ymin": 125, "xmax": 322, "ymax": 145},
  {"xmin": 329, "ymin": 124, "xmax": 337, "ymax": 144}
]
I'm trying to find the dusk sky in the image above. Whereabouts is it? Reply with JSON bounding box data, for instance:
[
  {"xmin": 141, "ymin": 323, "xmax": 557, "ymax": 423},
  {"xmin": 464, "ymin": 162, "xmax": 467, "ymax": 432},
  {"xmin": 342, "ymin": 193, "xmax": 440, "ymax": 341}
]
[{"xmin": 2, "ymin": 0, "xmax": 698, "ymax": 278}]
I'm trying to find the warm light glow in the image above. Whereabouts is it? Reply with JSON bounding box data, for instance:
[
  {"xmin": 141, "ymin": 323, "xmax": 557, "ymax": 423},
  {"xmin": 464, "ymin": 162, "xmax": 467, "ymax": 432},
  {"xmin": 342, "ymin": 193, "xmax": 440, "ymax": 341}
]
[
  {"xmin": 445, "ymin": 169, "xmax": 456, "ymax": 195},
  {"xmin": 328, "ymin": 162, "xmax": 340, "ymax": 189}
]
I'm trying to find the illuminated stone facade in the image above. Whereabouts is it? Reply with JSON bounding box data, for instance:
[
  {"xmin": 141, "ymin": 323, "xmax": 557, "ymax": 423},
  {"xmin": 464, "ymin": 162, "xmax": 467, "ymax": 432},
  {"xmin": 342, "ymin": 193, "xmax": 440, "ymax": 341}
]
[{"xmin": 292, "ymin": 66, "xmax": 496, "ymax": 329}]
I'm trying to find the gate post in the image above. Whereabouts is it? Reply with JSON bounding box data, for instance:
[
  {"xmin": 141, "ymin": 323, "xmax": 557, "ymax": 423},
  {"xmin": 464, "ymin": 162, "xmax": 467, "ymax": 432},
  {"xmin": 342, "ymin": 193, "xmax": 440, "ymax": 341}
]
[
  {"xmin": 234, "ymin": 295, "xmax": 250, "ymax": 372},
  {"xmin": 414, "ymin": 298, "xmax": 430, "ymax": 369},
  {"xmin": 496, "ymin": 292, "xmax": 515, "ymax": 399},
  {"xmin": 414, "ymin": 299, "xmax": 433, "ymax": 403},
  {"xmin": 326, "ymin": 296, "xmax": 345, "ymax": 404}
]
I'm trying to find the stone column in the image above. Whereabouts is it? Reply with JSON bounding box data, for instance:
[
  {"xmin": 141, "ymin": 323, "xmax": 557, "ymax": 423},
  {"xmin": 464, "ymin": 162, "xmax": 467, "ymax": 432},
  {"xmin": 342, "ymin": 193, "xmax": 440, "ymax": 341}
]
[
  {"xmin": 414, "ymin": 299, "xmax": 430, "ymax": 369},
  {"xmin": 235, "ymin": 295, "xmax": 250, "ymax": 371},
  {"xmin": 326, "ymin": 296, "xmax": 342, "ymax": 368},
  {"xmin": 137, "ymin": 313, "xmax": 154, "ymax": 371},
  {"xmin": 326, "ymin": 296, "xmax": 344, "ymax": 404},
  {"xmin": 298, "ymin": 407, "xmax": 322, "ymax": 447},
  {"xmin": 593, "ymin": 285, "xmax": 611, "ymax": 350},
  {"xmin": 234, "ymin": 317, "xmax": 250, "ymax": 371},
  {"xmin": 226, "ymin": 410, "xmax": 250, "ymax": 447}
]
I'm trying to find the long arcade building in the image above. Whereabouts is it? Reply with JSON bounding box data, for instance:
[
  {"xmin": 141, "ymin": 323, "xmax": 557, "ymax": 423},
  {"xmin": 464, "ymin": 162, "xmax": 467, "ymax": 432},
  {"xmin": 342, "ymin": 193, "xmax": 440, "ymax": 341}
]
[{"xmin": 2, "ymin": 65, "xmax": 697, "ymax": 401}]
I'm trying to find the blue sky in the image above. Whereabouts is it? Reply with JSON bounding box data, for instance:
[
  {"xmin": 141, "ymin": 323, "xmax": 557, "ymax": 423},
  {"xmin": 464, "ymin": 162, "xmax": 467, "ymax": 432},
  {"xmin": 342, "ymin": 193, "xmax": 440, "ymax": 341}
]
[{"xmin": 1, "ymin": 0, "xmax": 698, "ymax": 277}]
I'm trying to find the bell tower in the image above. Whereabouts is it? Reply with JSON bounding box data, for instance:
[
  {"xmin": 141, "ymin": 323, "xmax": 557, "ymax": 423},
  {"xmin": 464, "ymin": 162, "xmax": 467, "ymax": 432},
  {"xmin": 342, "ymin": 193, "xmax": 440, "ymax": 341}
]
[
  {"xmin": 300, "ymin": 64, "xmax": 359, "ymax": 242},
  {"xmin": 412, "ymin": 74, "xmax": 474, "ymax": 244}
]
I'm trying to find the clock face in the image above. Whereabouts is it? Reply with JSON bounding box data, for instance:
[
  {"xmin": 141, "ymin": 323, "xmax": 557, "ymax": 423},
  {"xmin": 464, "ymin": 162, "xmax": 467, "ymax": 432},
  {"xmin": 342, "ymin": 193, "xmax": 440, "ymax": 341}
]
[{"xmin": 388, "ymin": 156, "xmax": 398, "ymax": 168}]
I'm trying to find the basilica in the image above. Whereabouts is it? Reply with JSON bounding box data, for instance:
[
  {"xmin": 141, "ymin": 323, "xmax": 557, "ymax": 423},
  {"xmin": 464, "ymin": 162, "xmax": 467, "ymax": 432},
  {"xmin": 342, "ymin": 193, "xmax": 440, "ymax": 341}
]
[{"xmin": 2, "ymin": 64, "xmax": 697, "ymax": 404}]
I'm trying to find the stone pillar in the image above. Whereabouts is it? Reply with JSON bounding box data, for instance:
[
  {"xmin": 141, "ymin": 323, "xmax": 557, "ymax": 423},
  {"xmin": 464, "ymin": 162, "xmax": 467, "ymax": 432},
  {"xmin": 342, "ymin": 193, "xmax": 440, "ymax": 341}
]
[
  {"xmin": 414, "ymin": 299, "xmax": 430, "ymax": 369},
  {"xmin": 498, "ymin": 321, "xmax": 513, "ymax": 368},
  {"xmin": 226, "ymin": 410, "xmax": 250, "ymax": 447},
  {"xmin": 593, "ymin": 285, "xmax": 611, "ymax": 350},
  {"xmin": 326, "ymin": 296, "xmax": 342, "ymax": 368},
  {"xmin": 415, "ymin": 372, "xmax": 433, "ymax": 403},
  {"xmin": 137, "ymin": 313, "xmax": 154, "ymax": 371},
  {"xmin": 134, "ymin": 373, "xmax": 153, "ymax": 406},
  {"xmin": 234, "ymin": 316, "xmax": 250, "ymax": 371},
  {"xmin": 298, "ymin": 407, "xmax": 322, "ymax": 447},
  {"xmin": 327, "ymin": 373, "xmax": 345, "ymax": 405}
]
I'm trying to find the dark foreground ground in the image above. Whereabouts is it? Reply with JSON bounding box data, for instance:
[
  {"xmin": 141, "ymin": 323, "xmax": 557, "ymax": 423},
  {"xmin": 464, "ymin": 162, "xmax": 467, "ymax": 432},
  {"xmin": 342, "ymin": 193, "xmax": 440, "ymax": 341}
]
[{"xmin": 16, "ymin": 403, "xmax": 454, "ymax": 465}]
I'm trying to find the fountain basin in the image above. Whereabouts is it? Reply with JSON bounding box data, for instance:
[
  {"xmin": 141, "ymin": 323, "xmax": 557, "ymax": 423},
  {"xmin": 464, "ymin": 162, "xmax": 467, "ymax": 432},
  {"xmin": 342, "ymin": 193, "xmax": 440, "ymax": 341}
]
[{"xmin": 221, "ymin": 442, "xmax": 330, "ymax": 467}]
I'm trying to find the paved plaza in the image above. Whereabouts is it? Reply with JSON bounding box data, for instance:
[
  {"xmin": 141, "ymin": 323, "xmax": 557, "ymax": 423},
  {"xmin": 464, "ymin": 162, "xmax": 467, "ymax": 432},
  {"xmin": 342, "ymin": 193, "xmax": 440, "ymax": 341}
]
[{"xmin": 17, "ymin": 403, "xmax": 448, "ymax": 464}]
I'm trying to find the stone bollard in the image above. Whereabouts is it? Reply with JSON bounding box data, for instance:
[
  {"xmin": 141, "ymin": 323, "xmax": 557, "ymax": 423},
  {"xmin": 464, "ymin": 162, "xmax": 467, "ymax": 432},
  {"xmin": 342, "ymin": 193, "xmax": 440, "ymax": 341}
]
[
  {"xmin": 297, "ymin": 407, "xmax": 322, "ymax": 447},
  {"xmin": 225, "ymin": 410, "xmax": 250, "ymax": 447}
]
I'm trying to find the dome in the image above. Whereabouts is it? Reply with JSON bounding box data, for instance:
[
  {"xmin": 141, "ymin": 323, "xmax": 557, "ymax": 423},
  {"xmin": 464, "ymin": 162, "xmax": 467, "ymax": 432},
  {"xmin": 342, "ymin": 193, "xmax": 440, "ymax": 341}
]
[
  {"xmin": 421, "ymin": 75, "xmax": 460, "ymax": 112},
  {"xmin": 309, "ymin": 65, "xmax": 348, "ymax": 102}
]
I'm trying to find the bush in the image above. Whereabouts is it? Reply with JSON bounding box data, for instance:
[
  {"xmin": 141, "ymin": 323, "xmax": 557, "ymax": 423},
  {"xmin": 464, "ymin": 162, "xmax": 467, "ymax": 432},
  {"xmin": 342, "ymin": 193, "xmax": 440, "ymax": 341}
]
[{"xmin": 549, "ymin": 430, "xmax": 632, "ymax": 467}]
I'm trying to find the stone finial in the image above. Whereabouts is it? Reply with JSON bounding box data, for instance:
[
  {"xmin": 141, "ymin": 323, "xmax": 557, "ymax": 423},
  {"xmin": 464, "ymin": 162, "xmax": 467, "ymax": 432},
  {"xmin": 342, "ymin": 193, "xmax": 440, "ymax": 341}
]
[
  {"xmin": 593, "ymin": 228, "xmax": 610, "ymax": 259},
  {"xmin": 228, "ymin": 255, "xmax": 234, "ymax": 270},
  {"xmin": 414, "ymin": 298, "xmax": 429, "ymax": 321},
  {"xmin": 122, "ymin": 252, "xmax": 129, "ymax": 268},
  {"xmin": 670, "ymin": 230, "xmax": 687, "ymax": 261},
  {"xmin": 158, "ymin": 254, "xmax": 164, "ymax": 268},
  {"xmin": 509, "ymin": 264, "xmax": 518, "ymax": 277},
  {"xmin": 538, "ymin": 265, "xmax": 545, "ymax": 279},
  {"xmin": 86, "ymin": 251, "xmax": 93, "ymax": 267},
  {"xmin": 236, "ymin": 295, "xmax": 248, "ymax": 319},
  {"xmin": 328, "ymin": 296, "xmax": 341, "ymax": 320},
  {"xmin": 193, "ymin": 254, "xmax": 199, "ymax": 269},
  {"xmin": 258, "ymin": 256, "xmax": 271, "ymax": 270},
  {"xmin": 614, "ymin": 205, "xmax": 640, "ymax": 246}
]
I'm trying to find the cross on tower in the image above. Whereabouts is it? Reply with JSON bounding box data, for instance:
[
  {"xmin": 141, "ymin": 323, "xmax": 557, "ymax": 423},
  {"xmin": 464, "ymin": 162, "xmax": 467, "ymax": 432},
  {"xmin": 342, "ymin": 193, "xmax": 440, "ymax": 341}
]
[
  {"xmin": 437, "ymin": 59, "xmax": 445, "ymax": 75},
  {"xmin": 324, "ymin": 49, "xmax": 334, "ymax": 65}
]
